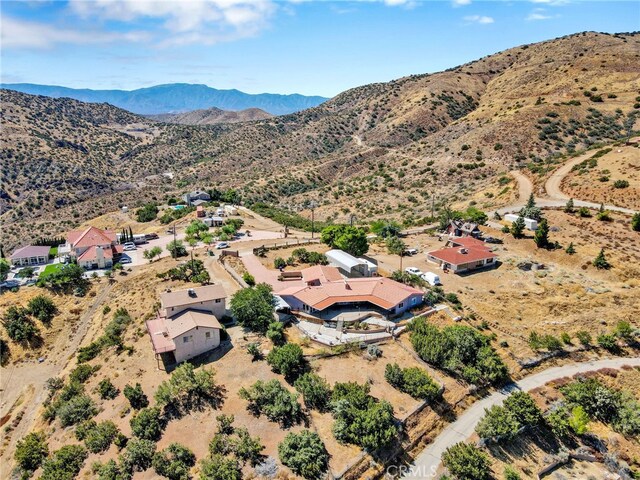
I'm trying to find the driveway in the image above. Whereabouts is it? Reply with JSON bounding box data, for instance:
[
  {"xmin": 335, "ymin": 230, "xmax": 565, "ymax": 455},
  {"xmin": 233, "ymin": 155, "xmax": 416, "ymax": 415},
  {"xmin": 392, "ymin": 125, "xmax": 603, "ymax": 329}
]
[{"xmin": 402, "ymin": 357, "xmax": 640, "ymax": 477}]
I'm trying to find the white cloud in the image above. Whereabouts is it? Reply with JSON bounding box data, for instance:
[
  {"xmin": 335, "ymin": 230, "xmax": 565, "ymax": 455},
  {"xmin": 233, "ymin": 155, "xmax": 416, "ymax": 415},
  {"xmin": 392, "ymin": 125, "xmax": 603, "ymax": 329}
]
[
  {"xmin": 1, "ymin": 15, "xmax": 147, "ymax": 49},
  {"xmin": 463, "ymin": 15, "xmax": 494, "ymax": 24},
  {"xmin": 452, "ymin": 0, "xmax": 472, "ymax": 7},
  {"xmin": 526, "ymin": 7, "xmax": 559, "ymax": 20},
  {"xmin": 530, "ymin": 0, "xmax": 570, "ymax": 5}
]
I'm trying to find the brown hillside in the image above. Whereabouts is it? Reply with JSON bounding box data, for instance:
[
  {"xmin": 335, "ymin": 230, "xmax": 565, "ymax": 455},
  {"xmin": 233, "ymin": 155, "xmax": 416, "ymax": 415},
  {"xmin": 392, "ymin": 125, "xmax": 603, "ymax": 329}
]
[
  {"xmin": 148, "ymin": 106, "xmax": 273, "ymax": 125},
  {"xmin": 1, "ymin": 31, "xmax": 639, "ymax": 250}
]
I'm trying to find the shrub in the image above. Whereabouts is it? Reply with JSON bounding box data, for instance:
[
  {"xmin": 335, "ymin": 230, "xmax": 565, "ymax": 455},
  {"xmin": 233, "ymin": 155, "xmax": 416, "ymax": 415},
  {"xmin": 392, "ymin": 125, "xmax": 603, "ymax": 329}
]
[
  {"xmin": 385, "ymin": 363, "xmax": 440, "ymax": 402},
  {"xmin": 152, "ymin": 443, "xmax": 196, "ymax": 480},
  {"xmin": 154, "ymin": 363, "xmax": 222, "ymax": 414},
  {"xmin": 166, "ymin": 240, "xmax": 187, "ymax": 258},
  {"xmin": 367, "ymin": 344, "xmax": 382, "ymax": 357},
  {"xmin": 320, "ymin": 225, "xmax": 369, "ymax": 256},
  {"xmin": 578, "ymin": 207, "xmax": 591, "ymax": 217},
  {"xmin": 266, "ymin": 321, "xmax": 285, "ymax": 345},
  {"xmin": 70, "ymin": 364, "xmax": 96, "ymax": 384},
  {"xmin": 76, "ymin": 420, "xmax": 119, "ymax": 453},
  {"xmin": 97, "ymin": 378, "xmax": 119, "ymax": 399},
  {"xmin": 597, "ymin": 333, "xmax": 618, "ymax": 352},
  {"xmin": 230, "ymin": 283, "xmax": 275, "ymax": 333},
  {"xmin": 442, "ymin": 442, "xmax": 491, "ymax": 480},
  {"xmin": 15, "ymin": 431, "xmax": 48, "ymax": 473},
  {"xmin": 242, "ymin": 272, "xmax": 256, "ymax": 286},
  {"xmin": 632, "ymin": 212, "xmax": 640, "ymax": 232},
  {"xmin": 136, "ymin": 203, "xmax": 159, "ymax": 222},
  {"xmin": 613, "ymin": 179, "xmax": 629, "ymax": 189},
  {"xmin": 2, "ymin": 306, "xmax": 40, "ymax": 344},
  {"xmin": 41, "ymin": 444, "xmax": 88, "ymax": 480},
  {"xmin": 504, "ymin": 465, "xmax": 522, "ymax": 480},
  {"xmin": 199, "ymin": 454, "xmax": 241, "ymax": 480},
  {"xmin": 120, "ymin": 438, "xmax": 156, "ymax": 472},
  {"xmin": 239, "ymin": 379, "xmax": 303, "ymax": 427},
  {"xmin": 37, "ymin": 263, "xmax": 89, "ymax": 295},
  {"xmin": 592, "ymin": 249, "xmax": 611, "ymax": 269},
  {"xmin": 568, "ymin": 406, "xmax": 590, "ymax": 435},
  {"xmin": 615, "ymin": 320, "xmax": 633, "ymax": 340},
  {"xmin": 294, "ymin": 373, "xmax": 332, "ymax": 411},
  {"xmin": 475, "ymin": 405, "xmax": 519, "ymax": 441},
  {"xmin": 27, "ymin": 295, "xmax": 57, "ymax": 324},
  {"xmin": 330, "ymin": 382, "xmax": 397, "ymax": 451},
  {"xmin": 247, "ymin": 342, "xmax": 262, "ymax": 361},
  {"xmin": 274, "ymin": 257, "xmax": 286, "ymax": 269},
  {"xmin": 57, "ymin": 394, "xmax": 97, "ymax": 427},
  {"xmin": 130, "ymin": 406, "xmax": 164, "ymax": 441},
  {"xmin": 267, "ymin": 343, "xmax": 306, "ymax": 381},
  {"xmin": 503, "ymin": 391, "xmax": 542, "ymax": 426},
  {"xmin": 230, "ymin": 427, "xmax": 264, "ymax": 466},
  {"xmin": 576, "ymin": 330, "xmax": 592, "ymax": 346},
  {"xmin": 124, "ymin": 383, "xmax": 149, "ymax": 410},
  {"xmin": 546, "ymin": 406, "xmax": 572, "ymax": 438},
  {"xmin": 278, "ymin": 430, "xmax": 328, "ymax": 480}
]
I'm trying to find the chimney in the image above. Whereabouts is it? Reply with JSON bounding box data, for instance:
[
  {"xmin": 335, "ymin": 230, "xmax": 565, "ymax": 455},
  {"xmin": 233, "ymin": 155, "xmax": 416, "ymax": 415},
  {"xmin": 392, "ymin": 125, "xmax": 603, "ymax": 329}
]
[
  {"xmin": 96, "ymin": 246, "xmax": 104, "ymax": 263},
  {"xmin": 459, "ymin": 248, "xmax": 468, "ymax": 254},
  {"xmin": 188, "ymin": 288, "xmax": 196, "ymax": 297}
]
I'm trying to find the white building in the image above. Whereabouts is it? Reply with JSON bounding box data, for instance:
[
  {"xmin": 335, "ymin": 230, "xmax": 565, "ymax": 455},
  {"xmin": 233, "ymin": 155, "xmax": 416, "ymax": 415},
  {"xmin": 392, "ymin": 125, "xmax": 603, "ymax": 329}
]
[
  {"xmin": 325, "ymin": 249, "xmax": 376, "ymax": 277},
  {"xmin": 146, "ymin": 285, "xmax": 227, "ymax": 364}
]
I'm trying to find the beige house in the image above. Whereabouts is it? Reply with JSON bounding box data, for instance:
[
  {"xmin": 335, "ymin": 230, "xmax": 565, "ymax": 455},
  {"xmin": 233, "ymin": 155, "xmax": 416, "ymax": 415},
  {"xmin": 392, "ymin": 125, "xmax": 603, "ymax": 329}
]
[
  {"xmin": 10, "ymin": 245, "xmax": 51, "ymax": 266},
  {"xmin": 146, "ymin": 285, "xmax": 227, "ymax": 365}
]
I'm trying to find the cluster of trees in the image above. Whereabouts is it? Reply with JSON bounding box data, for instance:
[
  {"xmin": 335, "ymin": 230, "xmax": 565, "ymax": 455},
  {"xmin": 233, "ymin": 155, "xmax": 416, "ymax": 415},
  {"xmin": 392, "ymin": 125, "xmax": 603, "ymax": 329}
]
[
  {"xmin": 208, "ymin": 414, "xmax": 264, "ymax": 468},
  {"xmin": 384, "ymin": 363, "xmax": 441, "ymax": 402},
  {"xmin": 278, "ymin": 430, "xmax": 328, "ymax": 480},
  {"xmin": 75, "ymin": 419, "xmax": 120, "ymax": 453},
  {"xmin": 76, "ymin": 307, "xmax": 133, "ymax": 362},
  {"xmin": 475, "ymin": 391, "xmax": 542, "ymax": 441},
  {"xmin": 166, "ymin": 239, "xmax": 188, "ymax": 258},
  {"xmin": 185, "ymin": 220, "xmax": 212, "ymax": 245},
  {"xmin": 159, "ymin": 206, "xmax": 196, "ymax": 225},
  {"xmin": 442, "ymin": 442, "xmax": 492, "ymax": 480},
  {"xmin": 214, "ymin": 218, "xmax": 244, "ymax": 242},
  {"xmin": 143, "ymin": 246, "xmax": 163, "ymax": 262},
  {"xmin": 320, "ymin": 224, "xmax": 369, "ymax": 257},
  {"xmin": 274, "ymin": 247, "xmax": 328, "ymax": 269},
  {"xmin": 37, "ymin": 263, "xmax": 89, "ymax": 295},
  {"xmin": 249, "ymin": 202, "xmax": 326, "ymax": 232},
  {"xmin": 1, "ymin": 295, "xmax": 57, "ymax": 346},
  {"xmin": 158, "ymin": 259, "xmax": 210, "ymax": 284},
  {"xmin": 239, "ymin": 379, "xmax": 304, "ymax": 427},
  {"xmin": 43, "ymin": 369, "xmax": 97, "ymax": 428},
  {"xmin": 230, "ymin": 283, "xmax": 276, "ymax": 333},
  {"xmin": 136, "ymin": 203, "xmax": 159, "ymax": 223},
  {"xmin": 155, "ymin": 363, "xmax": 223, "ymax": 415},
  {"xmin": 207, "ymin": 188, "xmax": 241, "ymax": 205},
  {"xmin": 119, "ymin": 227, "xmax": 136, "ymax": 244},
  {"xmin": 410, "ymin": 318, "xmax": 508, "ymax": 386}
]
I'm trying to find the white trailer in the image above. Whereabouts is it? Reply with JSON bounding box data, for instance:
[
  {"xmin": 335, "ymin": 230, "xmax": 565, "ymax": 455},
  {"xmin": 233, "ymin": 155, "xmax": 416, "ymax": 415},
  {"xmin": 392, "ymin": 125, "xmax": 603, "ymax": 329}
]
[
  {"xmin": 504, "ymin": 214, "xmax": 538, "ymax": 231},
  {"xmin": 224, "ymin": 205, "xmax": 238, "ymax": 216},
  {"xmin": 326, "ymin": 249, "xmax": 373, "ymax": 277}
]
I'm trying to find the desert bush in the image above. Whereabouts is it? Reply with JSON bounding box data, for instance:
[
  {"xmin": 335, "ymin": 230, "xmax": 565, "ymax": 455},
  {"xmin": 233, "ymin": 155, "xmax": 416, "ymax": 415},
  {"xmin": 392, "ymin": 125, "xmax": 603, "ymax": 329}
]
[
  {"xmin": 278, "ymin": 430, "xmax": 328, "ymax": 480},
  {"xmin": 124, "ymin": 383, "xmax": 149, "ymax": 410},
  {"xmin": 15, "ymin": 431, "xmax": 48, "ymax": 474},
  {"xmin": 239, "ymin": 379, "xmax": 303, "ymax": 427},
  {"xmin": 41, "ymin": 444, "xmax": 88, "ymax": 480},
  {"xmin": 152, "ymin": 443, "xmax": 196, "ymax": 480},
  {"xmin": 130, "ymin": 407, "xmax": 164, "ymax": 441},
  {"xmin": 442, "ymin": 442, "xmax": 491, "ymax": 480},
  {"xmin": 97, "ymin": 378, "xmax": 119, "ymax": 399},
  {"xmin": 294, "ymin": 373, "xmax": 332, "ymax": 411},
  {"xmin": 155, "ymin": 363, "xmax": 222, "ymax": 414},
  {"xmin": 267, "ymin": 343, "xmax": 306, "ymax": 381}
]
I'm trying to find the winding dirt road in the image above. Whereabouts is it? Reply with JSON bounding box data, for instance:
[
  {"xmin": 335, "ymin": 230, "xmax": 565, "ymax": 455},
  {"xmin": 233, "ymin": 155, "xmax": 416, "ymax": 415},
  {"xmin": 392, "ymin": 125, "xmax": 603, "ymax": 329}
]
[{"xmin": 402, "ymin": 357, "xmax": 640, "ymax": 477}]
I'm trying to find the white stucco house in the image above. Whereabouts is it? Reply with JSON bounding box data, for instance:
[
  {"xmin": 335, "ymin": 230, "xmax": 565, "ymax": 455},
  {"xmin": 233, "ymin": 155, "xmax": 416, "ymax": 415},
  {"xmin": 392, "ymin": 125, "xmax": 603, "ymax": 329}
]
[{"xmin": 146, "ymin": 284, "xmax": 227, "ymax": 365}]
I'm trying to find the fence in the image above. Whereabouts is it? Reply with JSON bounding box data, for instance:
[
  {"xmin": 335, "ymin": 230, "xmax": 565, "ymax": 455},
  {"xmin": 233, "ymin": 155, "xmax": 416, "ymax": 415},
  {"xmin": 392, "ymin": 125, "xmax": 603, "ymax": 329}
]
[
  {"xmin": 252, "ymin": 238, "xmax": 321, "ymax": 255},
  {"xmin": 218, "ymin": 258, "xmax": 248, "ymax": 288}
]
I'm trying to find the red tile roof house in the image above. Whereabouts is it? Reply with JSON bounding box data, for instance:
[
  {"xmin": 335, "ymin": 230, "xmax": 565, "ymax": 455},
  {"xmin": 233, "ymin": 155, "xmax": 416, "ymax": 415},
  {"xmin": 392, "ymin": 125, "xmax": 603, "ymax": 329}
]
[
  {"xmin": 278, "ymin": 266, "xmax": 423, "ymax": 320},
  {"xmin": 10, "ymin": 245, "xmax": 51, "ymax": 266},
  {"xmin": 64, "ymin": 226, "xmax": 123, "ymax": 270},
  {"xmin": 146, "ymin": 285, "xmax": 227, "ymax": 365},
  {"xmin": 426, "ymin": 237, "xmax": 497, "ymax": 274}
]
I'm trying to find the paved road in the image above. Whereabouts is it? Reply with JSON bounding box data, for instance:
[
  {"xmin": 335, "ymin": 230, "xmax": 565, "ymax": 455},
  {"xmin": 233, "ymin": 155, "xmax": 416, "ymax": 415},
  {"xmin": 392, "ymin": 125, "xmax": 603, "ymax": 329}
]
[{"xmin": 403, "ymin": 357, "xmax": 640, "ymax": 477}]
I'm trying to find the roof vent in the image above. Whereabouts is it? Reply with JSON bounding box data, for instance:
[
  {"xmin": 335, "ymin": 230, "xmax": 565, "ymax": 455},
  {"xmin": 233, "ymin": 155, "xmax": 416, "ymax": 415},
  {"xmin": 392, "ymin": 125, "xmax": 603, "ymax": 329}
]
[
  {"xmin": 459, "ymin": 248, "xmax": 468, "ymax": 254},
  {"xmin": 188, "ymin": 288, "xmax": 196, "ymax": 297}
]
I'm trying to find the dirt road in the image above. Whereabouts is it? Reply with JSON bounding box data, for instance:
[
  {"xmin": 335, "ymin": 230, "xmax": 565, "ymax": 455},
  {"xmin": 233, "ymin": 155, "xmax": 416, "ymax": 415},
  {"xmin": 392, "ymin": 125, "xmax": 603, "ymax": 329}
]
[{"xmin": 402, "ymin": 357, "xmax": 640, "ymax": 477}]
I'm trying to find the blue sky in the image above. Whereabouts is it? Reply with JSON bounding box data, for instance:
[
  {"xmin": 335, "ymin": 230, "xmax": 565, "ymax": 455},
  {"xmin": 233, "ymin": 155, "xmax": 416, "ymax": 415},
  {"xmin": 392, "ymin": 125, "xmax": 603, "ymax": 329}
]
[{"xmin": 1, "ymin": 1, "xmax": 638, "ymax": 97}]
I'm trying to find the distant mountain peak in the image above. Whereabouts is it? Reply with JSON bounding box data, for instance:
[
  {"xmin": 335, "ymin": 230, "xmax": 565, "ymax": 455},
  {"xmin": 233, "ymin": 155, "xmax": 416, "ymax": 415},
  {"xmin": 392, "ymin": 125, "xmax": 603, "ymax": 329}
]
[{"xmin": 0, "ymin": 82, "xmax": 329, "ymax": 115}]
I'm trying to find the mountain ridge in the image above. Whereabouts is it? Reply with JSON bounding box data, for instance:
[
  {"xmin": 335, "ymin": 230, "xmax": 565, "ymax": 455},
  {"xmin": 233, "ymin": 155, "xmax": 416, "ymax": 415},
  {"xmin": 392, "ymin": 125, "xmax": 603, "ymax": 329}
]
[
  {"xmin": 147, "ymin": 106, "xmax": 273, "ymax": 125},
  {"xmin": 0, "ymin": 82, "xmax": 329, "ymax": 115}
]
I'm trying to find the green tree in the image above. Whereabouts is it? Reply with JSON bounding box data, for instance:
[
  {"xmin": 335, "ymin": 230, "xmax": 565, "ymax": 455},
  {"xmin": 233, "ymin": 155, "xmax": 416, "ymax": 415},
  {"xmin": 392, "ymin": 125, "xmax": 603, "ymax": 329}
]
[
  {"xmin": 143, "ymin": 246, "xmax": 163, "ymax": 262},
  {"xmin": 475, "ymin": 405, "xmax": 519, "ymax": 441},
  {"xmin": 75, "ymin": 420, "xmax": 119, "ymax": 453},
  {"xmin": 27, "ymin": 295, "xmax": 58, "ymax": 324},
  {"xmin": 57, "ymin": 394, "xmax": 97, "ymax": 427},
  {"xmin": 120, "ymin": 438, "xmax": 156, "ymax": 473},
  {"xmin": 464, "ymin": 206, "xmax": 488, "ymax": 225},
  {"xmin": 576, "ymin": 330, "xmax": 592, "ymax": 346},
  {"xmin": 2, "ymin": 306, "xmax": 40, "ymax": 344},
  {"xmin": 294, "ymin": 373, "xmax": 332, "ymax": 411},
  {"xmin": 97, "ymin": 378, "xmax": 119, "ymax": 399},
  {"xmin": 266, "ymin": 321, "xmax": 285, "ymax": 345},
  {"xmin": 41, "ymin": 444, "xmax": 88, "ymax": 480},
  {"xmin": 592, "ymin": 248, "xmax": 610, "ymax": 269},
  {"xmin": 442, "ymin": 442, "xmax": 491, "ymax": 480},
  {"xmin": 123, "ymin": 383, "xmax": 149, "ymax": 410},
  {"xmin": 238, "ymin": 379, "xmax": 303, "ymax": 427},
  {"xmin": 37, "ymin": 263, "xmax": 89, "ymax": 295},
  {"xmin": 511, "ymin": 215, "xmax": 525, "ymax": 238},
  {"xmin": 17, "ymin": 266, "xmax": 36, "ymax": 279},
  {"xmin": 565, "ymin": 242, "xmax": 576, "ymax": 255},
  {"xmin": 520, "ymin": 193, "xmax": 542, "ymax": 221},
  {"xmin": 370, "ymin": 220, "xmax": 402, "ymax": 238},
  {"xmin": 153, "ymin": 443, "xmax": 196, "ymax": 480},
  {"xmin": 230, "ymin": 283, "xmax": 275, "ymax": 333},
  {"xmin": 15, "ymin": 431, "xmax": 48, "ymax": 474},
  {"xmin": 0, "ymin": 258, "xmax": 10, "ymax": 281},
  {"xmin": 199, "ymin": 454, "xmax": 241, "ymax": 480},
  {"xmin": 130, "ymin": 406, "xmax": 164, "ymax": 441},
  {"xmin": 320, "ymin": 225, "xmax": 369, "ymax": 256},
  {"xmin": 632, "ymin": 212, "xmax": 640, "ymax": 232},
  {"xmin": 267, "ymin": 343, "xmax": 306, "ymax": 381},
  {"xmin": 386, "ymin": 235, "xmax": 406, "ymax": 271},
  {"xmin": 166, "ymin": 240, "xmax": 187, "ymax": 258},
  {"xmin": 503, "ymin": 391, "xmax": 542, "ymax": 426},
  {"xmin": 504, "ymin": 465, "xmax": 522, "ymax": 480},
  {"xmin": 136, "ymin": 203, "xmax": 159, "ymax": 222},
  {"xmin": 230, "ymin": 427, "xmax": 264, "ymax": 466},
  {"xmin": 155, "ymin": 363, "xmax": 222, "ymax": 414},
  {"xmin": 278, "ymin": 430, "xmax": 328, "ymax": 480},
  {"xmin": 533, "ymin": 218, "xmax": 550, "ymax": 248},
  {"xmin": 242, "ymin": 272, "xmax": 256, "ymax": 286},
  {"xmin": 565, "ymin": 198, "xmax": 575, "ymax": 213},
  {"xmin": 546, "ymin": 406, "xmax": 572, "ymax": 438},
  {"xmin": 568, "ymin": 406, "xmax": 590, "ymax": 435},
  {"xmin": 185, "ymin": 220, "xmax": 209, "ymax": 240}
]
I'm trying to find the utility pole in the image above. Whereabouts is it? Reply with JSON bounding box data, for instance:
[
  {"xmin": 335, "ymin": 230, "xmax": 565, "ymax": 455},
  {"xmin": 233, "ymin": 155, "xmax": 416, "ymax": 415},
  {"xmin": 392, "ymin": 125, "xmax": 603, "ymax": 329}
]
[
  {"xmin": 172, "ymin": 225, "xmax": 177, "ymax": 259},
  {"xmin": 431, "ymin": 194, "xmax": 435, "ymax": 221},
  {"xmin": 350, "ymin": 214, "xmax": 357, "ymax": 227},
  {"xmin": 309, "ymin": 201, "xmax": 318, "ymax": 239}
]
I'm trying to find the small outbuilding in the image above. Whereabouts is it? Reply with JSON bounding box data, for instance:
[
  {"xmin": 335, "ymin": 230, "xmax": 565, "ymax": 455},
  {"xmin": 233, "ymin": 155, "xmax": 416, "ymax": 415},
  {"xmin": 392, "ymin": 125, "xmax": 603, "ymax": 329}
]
[{"xmin": 10, "ymin": 245, "xmax": 51, "ymax": 266}]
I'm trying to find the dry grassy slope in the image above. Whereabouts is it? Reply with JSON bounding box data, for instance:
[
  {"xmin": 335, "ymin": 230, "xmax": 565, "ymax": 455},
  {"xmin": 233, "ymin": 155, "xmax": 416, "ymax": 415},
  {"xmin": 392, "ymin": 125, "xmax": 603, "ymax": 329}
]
[
  {"xmin": 148, "ymin": 106, "xmax": 273, "ymax": 125},
  {"xmin": 1, "ymin": 32, "xmax": 639, "ymax": 250}
]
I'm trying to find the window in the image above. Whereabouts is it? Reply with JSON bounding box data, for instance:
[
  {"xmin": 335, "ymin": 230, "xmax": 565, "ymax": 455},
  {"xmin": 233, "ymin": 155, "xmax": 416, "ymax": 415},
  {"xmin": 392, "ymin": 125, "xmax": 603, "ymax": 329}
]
[
  {"xmin": 412, "ymin": 297, "xmax": 418, "ymax": 304},
  {"xmin": 205, "ymin": 332, "xmax": 211, "ymax": 339},
  {"xmin": 183, "ymin": 336, "xmax": 189, "ymax": 343},
  {"xmin": 399, "ymin": 302, "xmax": 404, "ymax": 308},
  {"xmin": 215, "ymin": 299, "xmax": 221, "ymax": 303}
]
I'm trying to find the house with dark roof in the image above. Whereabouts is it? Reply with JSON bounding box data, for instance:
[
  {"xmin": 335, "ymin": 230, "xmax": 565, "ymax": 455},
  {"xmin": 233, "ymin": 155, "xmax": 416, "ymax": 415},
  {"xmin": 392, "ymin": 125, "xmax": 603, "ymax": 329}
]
[
  {"xmin": 146, "ymin": 285, "xmax": 226, "ymax": 364},
  {"xmin": 10, "ymin": 245, "xmax": 51, "ymax": 266},
  {"xmin": 427, "ymin": 237, "xmax": 497, "ymax": 273},
  {"xmin": 183, "ymin": 190, "xmax": 211, "ymax": 206},
  {"xmin": 444, "ymin": 220, "xmax": 482, "ymax": 238}
]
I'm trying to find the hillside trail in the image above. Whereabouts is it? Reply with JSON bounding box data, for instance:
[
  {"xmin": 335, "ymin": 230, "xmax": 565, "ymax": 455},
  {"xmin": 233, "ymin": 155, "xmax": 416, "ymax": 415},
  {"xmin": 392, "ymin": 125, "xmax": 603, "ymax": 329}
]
[
  {"xmin": 403, "ymin": 356, "xmax": 640, "ymax": 477},
  {"xmin": 0, "ymin": 282, "xmax": 114, "ymax": 473}
]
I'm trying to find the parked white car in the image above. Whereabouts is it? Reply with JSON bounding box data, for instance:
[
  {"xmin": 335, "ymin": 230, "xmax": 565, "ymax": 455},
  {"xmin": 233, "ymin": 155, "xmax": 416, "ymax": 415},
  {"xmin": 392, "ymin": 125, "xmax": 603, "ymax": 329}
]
[
  {"xmin": 404, "ymin": 248, "xmax": 418, "ymax": 256},
  {"xmin": 420, "ymin": 272, "xmax": 441, "ymax": 286},
  {"xmin": 123, "ymin": 242, "xmax": 137, "ymax": 251},
  {"xmin": 216, "ymin": 242, "xmax": 230, "ymax": 249},
  {"xmin": 405, "ymin": 267, "xmax": 422, "ymax": 276}
]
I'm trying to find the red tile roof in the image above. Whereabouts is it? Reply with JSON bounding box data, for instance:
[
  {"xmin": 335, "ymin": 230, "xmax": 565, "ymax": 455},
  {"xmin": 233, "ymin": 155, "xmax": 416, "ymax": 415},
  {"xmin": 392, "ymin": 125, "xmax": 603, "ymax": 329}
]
[
  {"xmin": 67, "ymin": 226, "xmax": 116, "ymax": 248},
  {"xmin": 427, "ymin": 246, "xmax": 496, "ymax": 266},
  {"xmin": 280, "ymin": 277, "xmax": 422, "ymax": 311},
  {"xmin": 448, "ymin": 237, "xmax": 489, "ymax": 250},
  {"xmin": 77, "ymin": 246, "xmax": 114, "ymax": 262},
  {"xmin": 301, "ymin": 265, "xmax": 343, "ymax": 284}
]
